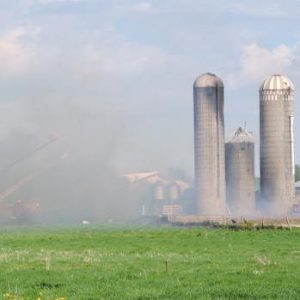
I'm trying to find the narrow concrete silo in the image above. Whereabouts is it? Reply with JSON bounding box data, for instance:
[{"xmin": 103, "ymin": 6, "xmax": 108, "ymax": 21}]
[
  {"xmin": 260, "ymin": 74, "xmax": 295, "ymax": 215},
  {"xmin": 225, "ymin": 127, "xmax": 255, "ymax": 216},
  {"xmin": 193, "ymin": 73, "xmax": 226, "ymax": 215}
]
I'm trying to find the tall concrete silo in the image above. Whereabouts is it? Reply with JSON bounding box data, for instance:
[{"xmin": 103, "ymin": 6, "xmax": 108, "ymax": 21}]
[
  {"xmin": 260, "ymin": 74, "xmax": 295, "ymax": 215},
  {"xmin": 225, "ymin": 127, "xmax": 255, "ymax": 216},
  {"xmin": 193, "ymin": 73, "xmax": 226, "ymax": 215}
]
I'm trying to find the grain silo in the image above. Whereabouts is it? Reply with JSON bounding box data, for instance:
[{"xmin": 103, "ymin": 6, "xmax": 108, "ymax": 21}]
[
  {"xmin": 260, "ymin": 74, "xmax": 295, "ymax": 215},
  {"xmin": 193, "ymin": 73, "xmax": 226, "ymax": 215},
  {"xmin": 153, "ymin": 184, "xmax": 165, "ymax": 201},
  {"xmin": 225, "ymin": 127, "xmax": 255, "ymax": 216}
]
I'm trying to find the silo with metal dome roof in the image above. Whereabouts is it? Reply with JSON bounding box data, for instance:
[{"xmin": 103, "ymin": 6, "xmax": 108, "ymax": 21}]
[
  {"xmin": 225, "ymin": 127, "xmax": 255, "ymax": 216},
  {"xmin": 260, "ymin": 74, "xmax": 295, "ymax": 215},
  {"xmin": 193, "ymin": 73, "xmax": 226, "ymax": 215}
]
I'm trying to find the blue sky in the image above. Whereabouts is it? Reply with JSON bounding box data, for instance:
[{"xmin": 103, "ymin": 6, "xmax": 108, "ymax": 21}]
[{"xmin": 0, "ymin": 0, "xmax": 300, "ymax": 176}]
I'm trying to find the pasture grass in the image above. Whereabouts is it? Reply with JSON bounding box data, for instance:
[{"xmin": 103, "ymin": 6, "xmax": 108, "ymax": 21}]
[{"xmin": 0, "ymin": 225, "xmax": 299, "ymax": 299}]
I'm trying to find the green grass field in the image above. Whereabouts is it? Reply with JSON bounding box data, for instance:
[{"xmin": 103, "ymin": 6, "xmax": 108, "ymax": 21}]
[{"xmin": 0, "ymin": 225, "xmax": 299, "ymax": 300}]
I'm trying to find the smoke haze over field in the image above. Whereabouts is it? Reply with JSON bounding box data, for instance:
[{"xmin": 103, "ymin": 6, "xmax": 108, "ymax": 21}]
[
  {"xmin": 0, "ymin": 0, "xmax": 299, "ymax": 221},
  {"xmin": 0, "ymin": 95, "xmax": 141, "ymax": 222}
]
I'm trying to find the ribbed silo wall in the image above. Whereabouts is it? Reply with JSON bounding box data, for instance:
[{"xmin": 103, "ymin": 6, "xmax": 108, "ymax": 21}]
[
  {"xmin": 260, "ymin": 90, "xmax": 295, "ymax": 214},
  {"xmin": 225, "ymin": 140, "xmax": 255, "ymax": 216},
  {"xmin": 194, "ymin": 86, "xmax": 226, "ymax": 215}
]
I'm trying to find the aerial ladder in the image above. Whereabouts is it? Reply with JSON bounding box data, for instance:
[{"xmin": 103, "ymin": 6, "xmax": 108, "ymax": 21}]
[{"xmin": 0, "ymin": 134, "xmax": 61, "ymax": 222}]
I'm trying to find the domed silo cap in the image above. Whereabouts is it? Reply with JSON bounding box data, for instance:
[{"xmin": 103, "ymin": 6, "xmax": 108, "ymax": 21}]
[
  {"xmin": 227, "ymin": 127, "xmax": 254, "ymax": 144},
  {"xmin": 260, "ymin": 74, "xmax": 294, "ymax": 91},
  {"xmin": 194, "ymin": 73, "xmax": 224, "ymax": 88}
]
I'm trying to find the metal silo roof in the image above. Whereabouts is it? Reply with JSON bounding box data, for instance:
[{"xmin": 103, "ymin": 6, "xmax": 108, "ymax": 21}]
[
  {"xmin": 227, "ymin": 127, "xmax": 254, "ymax": 143},
  {"xmin": 193, "ymin": 73, "xmax": 224, "ymax": 88},
  {"xmin": 260, "ymin": 74, "xmax": 294, "ymax": 91}
]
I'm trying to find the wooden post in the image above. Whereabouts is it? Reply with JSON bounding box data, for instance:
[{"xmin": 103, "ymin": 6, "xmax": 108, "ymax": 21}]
[{"xmin": 286, "ymin": 216, "xmax": 291, "ymax": 230}]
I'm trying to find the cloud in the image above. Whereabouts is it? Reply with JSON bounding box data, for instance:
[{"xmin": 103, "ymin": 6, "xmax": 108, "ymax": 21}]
[
  {"xmin": 241, "ymin": 43, "xmax": 295, "ymax": 78},
  {"xmin": 231, "ymin": 3, "xmax": 286, "ymax": 18},
  {"xmin": 37, "ymin": 0, "xmax": 89, "ymax": 4},
  {"xmin": 0, "ymin": 22, "xmax": 176, "ymax": 84},
  {"xmin": 83, "ymin": 42, "xmax": 174, "ymax": 76},
  {"xmin": 0, "ymin": 26, "xmax": 38, "ymax": 77},
  {"xmin": 131, "ymin": 2, "xmax": 153, "ymax": 13},
  {"xmin": 227, "ymin": 43, "xmax": 298, "ymax": 87},
  {"xmin": 0, "ymin": 22, "xmax": 183, "ymax": 173}
]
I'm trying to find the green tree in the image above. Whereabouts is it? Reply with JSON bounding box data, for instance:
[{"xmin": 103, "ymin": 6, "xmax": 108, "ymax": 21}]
[{"xmin": 295, "ymin": 164, "xmax": 300, "ymax": 182}]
